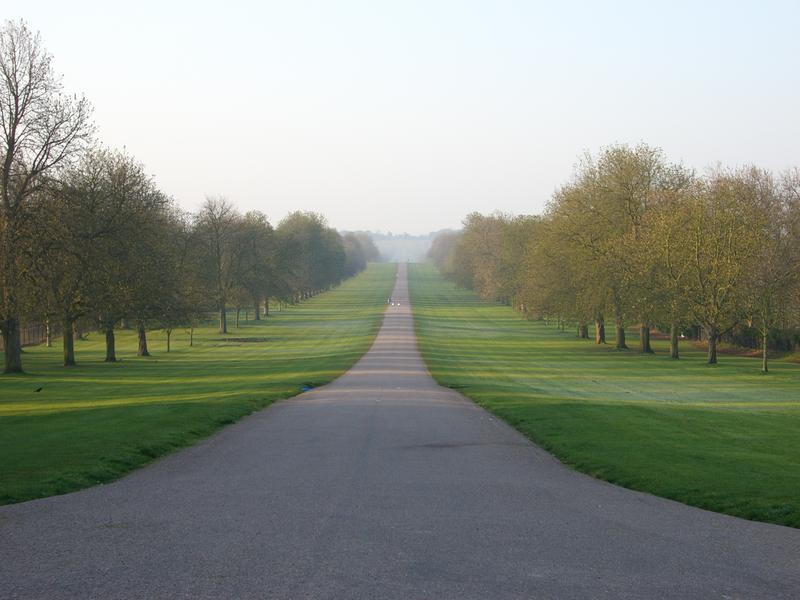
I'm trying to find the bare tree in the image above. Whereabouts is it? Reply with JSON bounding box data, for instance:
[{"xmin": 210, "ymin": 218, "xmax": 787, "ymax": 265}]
[{"xmin": 0, "ymin": 20, "xmax": 92, "ymax": 372}]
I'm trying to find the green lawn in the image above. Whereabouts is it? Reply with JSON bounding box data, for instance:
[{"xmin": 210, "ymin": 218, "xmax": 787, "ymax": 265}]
[
  {"xmin": 409, "ymin": 263, "xmax": 800, "ymax": 528},
  {"xmin": 0, "ymin": 263, "xmax": 395, "ymax": 505}
]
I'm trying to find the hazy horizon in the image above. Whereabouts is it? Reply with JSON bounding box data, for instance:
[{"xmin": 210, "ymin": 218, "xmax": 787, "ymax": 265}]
[{"xmin": 13, "ymin": 1, "xmax": 800, "ymax": 234}]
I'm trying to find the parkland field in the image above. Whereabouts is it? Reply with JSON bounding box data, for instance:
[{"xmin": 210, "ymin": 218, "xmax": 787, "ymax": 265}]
[
  {"xmin": 409, "ymin": 263, "xmax": 800, "ymax": 527},
  {"xmin": 0, "ymin": 263, "xmax": 395, "ymax": 505}
]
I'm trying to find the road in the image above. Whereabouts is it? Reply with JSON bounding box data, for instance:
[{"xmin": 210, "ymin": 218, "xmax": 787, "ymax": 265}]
[{"xmin": 1, "ymin": 263, "xmax": 799, "ymax": 599}]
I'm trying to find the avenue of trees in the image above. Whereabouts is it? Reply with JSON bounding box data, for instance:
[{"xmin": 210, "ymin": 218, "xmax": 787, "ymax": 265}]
[
  {"xmin": 0, "ymin": 20, "xmax": 379, "ymax": 373},
  {"xmin": 430, "ymin": 144, "xmax": 800, "ymax": 370}
]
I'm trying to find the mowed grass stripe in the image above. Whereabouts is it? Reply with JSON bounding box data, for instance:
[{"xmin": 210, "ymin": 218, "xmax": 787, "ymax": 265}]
[
  {"xmin": 0, "ymin": 263, "xmax": 396, "ymax": 505},
  {"xmin": 409, "ymin": 263, "xmax": 800, "ymax": 528}
]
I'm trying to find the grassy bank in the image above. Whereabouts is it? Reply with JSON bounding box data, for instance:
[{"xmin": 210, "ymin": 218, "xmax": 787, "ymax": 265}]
[
  {"xmin": 0, "ymin": 263, "xmax": 396, "ymax": 505},
  {"xmin": 409, "ymin": 263, "xmax": 800, "ymax": 528}
]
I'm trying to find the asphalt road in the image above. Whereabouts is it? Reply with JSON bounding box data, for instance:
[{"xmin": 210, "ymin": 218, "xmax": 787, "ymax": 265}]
[{"xmin": 2, "ymin": 263, "xmax": 799, "ymax": 599}]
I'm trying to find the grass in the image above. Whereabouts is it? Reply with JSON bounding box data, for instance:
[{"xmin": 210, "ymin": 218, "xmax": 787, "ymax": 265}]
[
  {"xmin": 409, "ymin": 263, "xmax": 800, "ymax": 528},
  {"xmin": 0, "ymin": 263, "xmax": 396, "ymax": 505}
]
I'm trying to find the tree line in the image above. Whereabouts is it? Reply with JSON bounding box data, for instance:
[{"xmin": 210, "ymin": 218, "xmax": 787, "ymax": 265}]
[
  {"xmin": 429, "ymin": 143, "xmax": 800, "ymax": 371},
  {"xmin": 0, "ymin": 20, "xmax": 379, "ymax": 373}
]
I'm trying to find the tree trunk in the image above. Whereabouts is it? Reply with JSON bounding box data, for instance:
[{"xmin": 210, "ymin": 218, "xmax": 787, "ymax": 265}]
[
  {"xmin": 137, "ymin": 320, "xmax": 150, "ymax": 357},
  {"xmin": 219, "ymin": 302, "xmax": 227, "ymax": 334},
  {"xmin": 166, "ymin": 329, "xmax": 172, "ymax": 353},
  {"xmin": 595, "ymin": 317, "xmax": 606, "ymax": 344},
  {"xmin": 578, "ymin": 323, "xmax": 588, "ymax": 339},
  {"xmin": 63, "ymin": 316, "xmax": 76, "ymax": 367},
  {"xmin": 762, "ymin": 330, "xmax": 768, "ymax": 373},
  {"xmin": 104, "ymin": 327, "xmax": 116, "ymax": 362},
  {"xmin": 615, "ymin": 317, "xmax": 627, "ymax": 350},
  {"xmin": 2, "ymin": 316, "xmax": 23, "ymax": 373},
  {"xmin": 45, "ymin": 319, "xmax": 52, "ymax": 347},
  {"xmin": 236, "ymin": 308, "xmax": 240, "ymax": 328},
  {"xmin": 707, "ymin": 328, "xmax": 718, "ymax": 364},
  {"xmin": 639, "ymin": 324, "xmax": 653, "ymax": 354},
  {"xmin": 265, "ymin": 298, "xmax": 270, "ymax": 317},
  {"xmin": 669, "ymin": 322, "xmax": 679, "ymax": 359},
  {"xmin": 189, "ymin": 327, "xmax": 194, "ymax": 347}
]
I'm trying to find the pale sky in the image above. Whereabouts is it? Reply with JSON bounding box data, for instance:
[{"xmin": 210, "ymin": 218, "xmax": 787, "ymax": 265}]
[{"xmin": 11, "ymin": 1, "xmax": 800, "ymax": 234}]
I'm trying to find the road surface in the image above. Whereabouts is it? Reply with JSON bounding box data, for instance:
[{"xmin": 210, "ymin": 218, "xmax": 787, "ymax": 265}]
[{"xmin": 1, "ymin": 264, "xmax": 799, "ymax": 599}]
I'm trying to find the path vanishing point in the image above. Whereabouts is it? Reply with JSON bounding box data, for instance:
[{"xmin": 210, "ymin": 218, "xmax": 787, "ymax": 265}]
[{"xmin": 1, "ymin": 264, "xmax": 799, "ymax": 599}]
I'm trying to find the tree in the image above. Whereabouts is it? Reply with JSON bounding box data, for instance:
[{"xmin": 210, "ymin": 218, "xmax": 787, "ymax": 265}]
[
  {"xmin": 352, "ymin": 233, "xmax": 381, "ymax": 263},
  {"xmin": 24, "ymin": 149, "xmax": 170, "ymax": 366},
  {"xmin": 427, "ymin": 231, "xmax": 461, "ymax": 273},
  {"xmin": 172, "ymin": 212, "xmax": 214, "ymax": 346},
  {"xmin": 86, "ymin": 149, "xmax": 164, "ymax": 362},
  {"xmin": 744, "ymin": 169, "xmax": 800, "ymax": 372},
  {"xmin": 457, "ymin": 212, "xmax": 510, "ymax": 302},
  {"xmin": 194, "ymin": 197, "xmax": 243, "ymax": 334},
  {"xmin": 235, "ymin": 211, "xmax": 274, "ymax": 320},
  {"xmin": 276, "ymin": 212, "xmax": 345, "ymax": 300},
  {"xmin": 26, "ymin": 153, "xmax": 106, "ymax": 366},
  {"xmin": 546, "ymin": 144, "xmax": 691, "ymax": 351},
  {"xmin": 430, "ymin": 147, "xmax": 800, "ymax": 372},
  {"xmin": 342, "ymin": 232, "xmax": 378, "ymax": 278},
  {"xmin": 519, "ymin": 218, "xmax": 585, "ymax": 329},
  {"xmin": 671, "ymin": 169, "xmax": 767, "ymax": 363},
  {"xmin": 0, "ymin": 20, "xmax": 92, "ymax": 372},
  {"xmin": 640, "ymin": 189, "xmax": 694, "ymax": 359}
]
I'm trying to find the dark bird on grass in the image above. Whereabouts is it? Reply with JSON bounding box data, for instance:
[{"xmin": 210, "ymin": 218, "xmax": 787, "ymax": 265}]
[{"xmin": 34, "ymin": 387, "xmax": 43, "ymax": 392}]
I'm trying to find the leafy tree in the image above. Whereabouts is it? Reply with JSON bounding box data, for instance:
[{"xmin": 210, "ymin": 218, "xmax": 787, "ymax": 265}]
[
  {"xmin": 427, "ymin": 231, "xmax": 461, "ymax": 275},
  {"xmin": 352, "ymin": 233, "xmax": 381, "ymax": 263},
  {"xmin": 194, "ymin": 197, "xmax": 244, "ymax": 334},
  {"xmin": 87, "ymin": 149, "xmax": 166, "ymax": 362},
  {"xmin": 26, "ymin": 151, "xmax": 111, "ymax": 366},
  {"xmin": 342, "ymin": 232, "xmax": 380, "ymax": 278},
  {"xmin": 743, "ymin": 169, "xmax": 800, "ymax": 371},
  {"xmin": 235, "ymin": 211, "xmax": 275, "ymax": 320},
  {"xmin": 623, "ymin": 168, "xmax": 766, "ymax": 364},
  {"xmin": 432, "ymin": 148, "xmax": 800, "ymax": 371},
  {"xmin": 276, "ymin": 211, "xmax": 346, "ymax": 300}
]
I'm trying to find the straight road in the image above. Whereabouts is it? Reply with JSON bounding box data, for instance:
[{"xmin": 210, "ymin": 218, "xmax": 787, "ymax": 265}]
[{"xmin": 1, "ymin": 263, "xmax": 799, "ymax": 599}]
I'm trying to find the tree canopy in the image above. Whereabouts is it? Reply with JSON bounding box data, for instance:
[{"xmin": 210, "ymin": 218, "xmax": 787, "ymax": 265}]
[
  {"xmin": 430, "ymin": 144, "xmax": 800, "ymax": 369},
  {"xmin": 0, "ymin": 20, "xmax": 380, "ymax": 372}
]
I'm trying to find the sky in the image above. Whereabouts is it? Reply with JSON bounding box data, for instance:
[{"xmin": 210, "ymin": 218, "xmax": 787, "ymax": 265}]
[{"xmin": 10, "ymin": 1, "xmax": 800, "ymax": 234}]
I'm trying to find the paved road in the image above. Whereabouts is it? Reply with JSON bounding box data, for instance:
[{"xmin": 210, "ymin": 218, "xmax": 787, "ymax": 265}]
[{"xmin": 2, "ymin": 264, "xmax": 799, "ymax": 599}]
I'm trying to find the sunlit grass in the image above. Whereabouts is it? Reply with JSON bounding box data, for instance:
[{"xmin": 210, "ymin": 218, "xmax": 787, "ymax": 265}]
[
  {"xmin": 409, "ymin": 263, "xmax": 800, "ymax": 528},
  {"xmin": 0, "ymin": 263, "xmax": 396, "ymax": 504}
]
